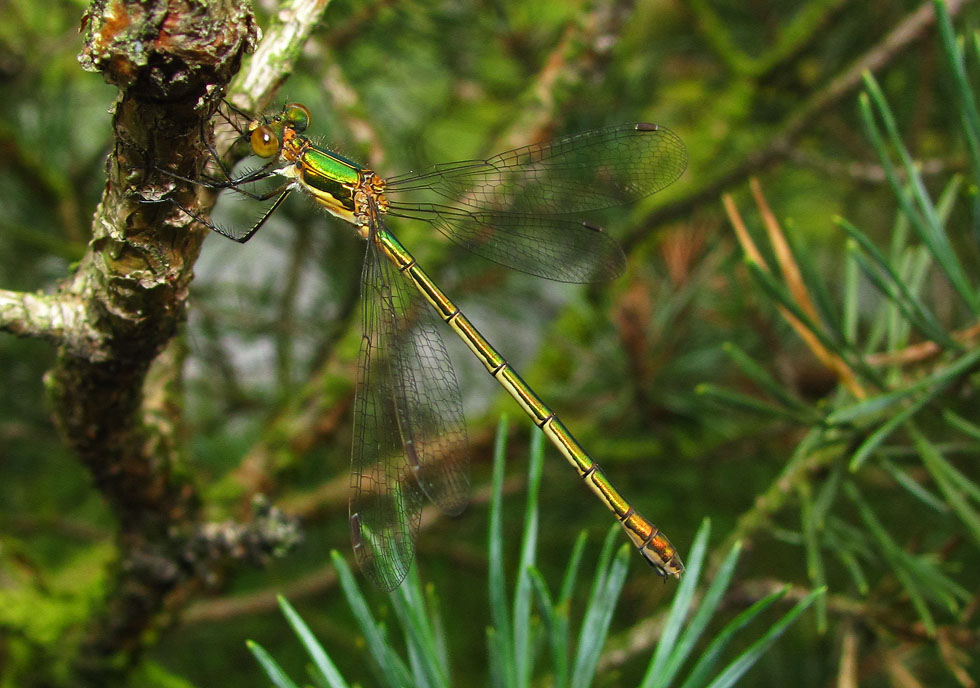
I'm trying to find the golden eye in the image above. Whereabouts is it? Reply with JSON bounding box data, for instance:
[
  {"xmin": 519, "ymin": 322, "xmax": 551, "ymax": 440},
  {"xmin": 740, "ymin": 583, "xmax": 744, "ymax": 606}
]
[
  {"xmin": 283, "ymin": 103, "xmax": 311, "ymax": 133},
  {"xmin": 250, "ymin": 125, "xmax": 280, "ymax": 157}
]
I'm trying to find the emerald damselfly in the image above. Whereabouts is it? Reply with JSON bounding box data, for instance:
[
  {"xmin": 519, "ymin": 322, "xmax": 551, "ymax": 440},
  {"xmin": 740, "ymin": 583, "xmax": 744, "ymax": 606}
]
[{"xmin": 171, "ymin": 102, "xmax": 687, "ymax": 590}]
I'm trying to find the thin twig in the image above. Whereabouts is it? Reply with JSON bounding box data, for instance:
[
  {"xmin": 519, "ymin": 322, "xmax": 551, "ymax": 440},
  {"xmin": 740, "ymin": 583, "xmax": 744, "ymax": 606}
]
[
  {"xmin": 0, "ymin": 289, "xmax": 99, "ymax": 355},
  {"xmin": 229, "ymin": 0, "xmax": 332, "ymax": 112},
  {"xmin": 181, "ymin": 473, "xmax": 522, "ymax": 624}
]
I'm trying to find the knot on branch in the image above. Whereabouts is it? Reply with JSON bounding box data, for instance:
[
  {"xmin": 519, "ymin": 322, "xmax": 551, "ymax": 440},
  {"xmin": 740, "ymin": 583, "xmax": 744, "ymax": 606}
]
[
  {"xmin": 78, "ymin": 0, "xmax": 259, "ymax": 101},
  {"xmin": 185, "ymin": 497, "xmax": 303, "ymax": 586}
]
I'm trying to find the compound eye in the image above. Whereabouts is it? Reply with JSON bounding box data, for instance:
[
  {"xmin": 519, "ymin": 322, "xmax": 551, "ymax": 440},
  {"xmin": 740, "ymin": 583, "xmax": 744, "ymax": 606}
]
[
  {"xmin": 250, "ymin": 125, "xmax": 280, "ymax": 157},
  {"xmin": 283, "ymin": 103, "xmax": 311, "ymax": 133}
]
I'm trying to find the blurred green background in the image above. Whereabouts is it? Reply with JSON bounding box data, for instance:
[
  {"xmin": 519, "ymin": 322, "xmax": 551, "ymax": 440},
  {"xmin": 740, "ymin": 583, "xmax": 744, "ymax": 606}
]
[{"xmin": 2, "ymin": 0, "xmax": 979, "ymax": 686}]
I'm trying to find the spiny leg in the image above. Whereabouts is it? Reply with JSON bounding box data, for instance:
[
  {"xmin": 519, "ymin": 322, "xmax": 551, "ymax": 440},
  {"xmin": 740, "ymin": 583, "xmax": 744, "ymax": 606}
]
[{"xmin": 154, "ymin": 187, "xmax": 293, "ymax": 244}]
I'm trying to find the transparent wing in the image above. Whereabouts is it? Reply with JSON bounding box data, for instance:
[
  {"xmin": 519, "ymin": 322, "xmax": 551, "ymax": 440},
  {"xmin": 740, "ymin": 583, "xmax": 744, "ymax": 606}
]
[
  {"xmin": 383, "ymin": 123, "xmax": 687, "ymax": 214},
  {"xmin": 349, "ymin": 217, "xmax": 470, "ymax": 590},
  {"xmin": 383, "ymin": 122, "xmax": 685, "ymax": 282},
  {"xmin": 388, "ymin": 203, "xmax": 626, "ymax": 283}
]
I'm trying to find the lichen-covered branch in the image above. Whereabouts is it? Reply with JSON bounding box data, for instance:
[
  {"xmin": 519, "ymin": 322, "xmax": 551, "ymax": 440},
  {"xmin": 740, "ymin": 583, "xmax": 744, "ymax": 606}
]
[
  {"xmin": 230, "ymin": 0, "xmax": 332, "ymax": 112},
  {"xmin": 60, "ymin": 2, "xmax": 258, "ymax": 682},
  {"xmin": 22, "ymin": 1, "xmax": 311, "ymax": 684},
  {"xmin": 52, "ymin": 0, "xmax": 333, "ymax": 679},
  {"xmin": 0, "ymin": 289, "xmax": 100, "ymax": 354}
]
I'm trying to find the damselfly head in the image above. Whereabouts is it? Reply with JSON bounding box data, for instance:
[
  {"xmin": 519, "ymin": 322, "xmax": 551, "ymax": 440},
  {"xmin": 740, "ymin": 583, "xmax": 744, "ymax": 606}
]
[{"xmin": 244, "ymin": 103, "xmax": 312, "ymax": 158}]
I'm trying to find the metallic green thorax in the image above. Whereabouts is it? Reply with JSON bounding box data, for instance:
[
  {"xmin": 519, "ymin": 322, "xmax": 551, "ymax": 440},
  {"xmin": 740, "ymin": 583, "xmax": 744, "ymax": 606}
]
[
  {"xmin": 303, "ymin": 148, "xmax": 361, "ymax": 187},
  {"xmin": 294, "ymin": 148, "xmax": 365, "ymax": 225}
]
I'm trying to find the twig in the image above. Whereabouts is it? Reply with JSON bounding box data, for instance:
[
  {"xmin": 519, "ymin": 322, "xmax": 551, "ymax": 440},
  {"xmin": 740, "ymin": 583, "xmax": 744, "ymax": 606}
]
[
  {"xmin": 786, "ymin": 148, "xmax": 961, "ymax": 183},
  {"xmin": 688, "ymin": 0, "xmax": 849, "ymax": 80},
  {"xmin": 229, "ymin": 0, "xmax": 332, "ymax": 112},
  {"xmin": 180, "ymin": 473, "xmax": 522, "ymax": 624},
  {"xmin": 0, "ymin": 289, "xmax": 99, "ymax": 355}
]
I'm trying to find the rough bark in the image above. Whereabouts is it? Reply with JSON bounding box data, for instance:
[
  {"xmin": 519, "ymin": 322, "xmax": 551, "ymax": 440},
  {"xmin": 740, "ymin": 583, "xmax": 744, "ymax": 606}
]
[{"xmin": 55, "ymin": 1, "xmax": 259, "ymax": 682}]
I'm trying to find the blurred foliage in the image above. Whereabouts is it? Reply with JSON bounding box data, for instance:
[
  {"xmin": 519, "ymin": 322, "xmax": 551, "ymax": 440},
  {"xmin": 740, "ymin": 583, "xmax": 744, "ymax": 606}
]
[
  {"xmin": 247, "ymin": 427, "xmax": 824, "ymax": 688},
  {"xmin": 2, "ymin": 0, "xmax": 980, "ymax": 686}
]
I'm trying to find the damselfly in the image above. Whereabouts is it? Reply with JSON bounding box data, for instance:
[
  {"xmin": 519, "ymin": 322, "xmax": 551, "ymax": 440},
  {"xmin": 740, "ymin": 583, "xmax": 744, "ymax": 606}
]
[{"xmin": 173, "ymin": 102, "xmax": 687, "ymax": 590}]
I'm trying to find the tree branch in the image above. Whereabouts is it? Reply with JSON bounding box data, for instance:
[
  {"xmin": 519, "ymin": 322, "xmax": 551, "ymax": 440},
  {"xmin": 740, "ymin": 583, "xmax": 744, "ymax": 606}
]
[
  {"xmin": 229, "ymin": 0, "xmax": 332, "ymax": 112},
  {"xmin": 37, "ymin": 1, "xmax": 288, "ymax": 683},
  {"xmin": 0, "ymin": 289, "xmax": 100, "ymax": 354},
  {"xmin": 54, "ymin": 0, "xmax": 337, "ymax": 679}
]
